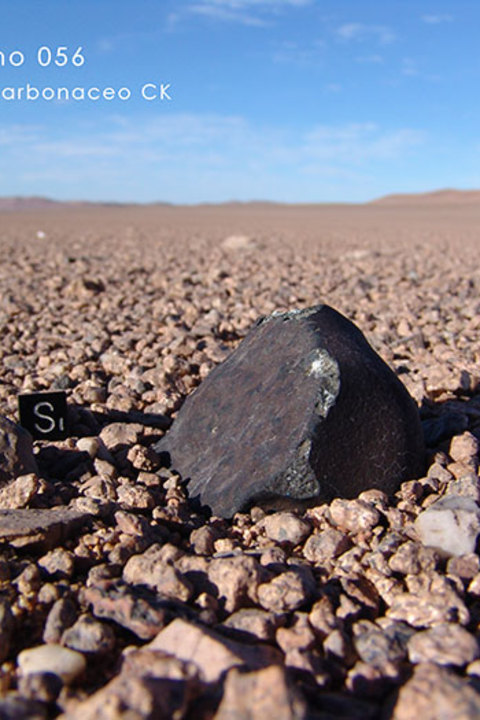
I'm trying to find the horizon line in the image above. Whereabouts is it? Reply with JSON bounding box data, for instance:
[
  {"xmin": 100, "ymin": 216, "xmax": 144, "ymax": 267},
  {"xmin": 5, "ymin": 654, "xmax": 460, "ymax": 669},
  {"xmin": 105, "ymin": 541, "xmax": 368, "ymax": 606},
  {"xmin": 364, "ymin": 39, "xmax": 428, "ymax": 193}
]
[{"xmin": 1, "ymin": 187, "xmax": 480, "ymax": 210}]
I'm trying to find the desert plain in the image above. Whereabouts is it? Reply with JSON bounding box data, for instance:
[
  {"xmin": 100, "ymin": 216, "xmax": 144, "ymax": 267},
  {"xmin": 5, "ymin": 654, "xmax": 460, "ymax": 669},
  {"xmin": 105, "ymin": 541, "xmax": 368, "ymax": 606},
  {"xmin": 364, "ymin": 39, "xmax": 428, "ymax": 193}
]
[{"xmin": 0, "ymin": 195, "xmax": 479, "ymax": 718}]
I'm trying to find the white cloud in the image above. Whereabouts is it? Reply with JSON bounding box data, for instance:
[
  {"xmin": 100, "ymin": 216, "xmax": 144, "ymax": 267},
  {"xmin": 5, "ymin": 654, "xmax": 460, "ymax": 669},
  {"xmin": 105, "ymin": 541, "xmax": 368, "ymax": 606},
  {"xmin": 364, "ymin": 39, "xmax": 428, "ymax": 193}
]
[
  {"xmin": 0, "ymin": 116, "xmax": 426, "ymax": 203},
  {"xmin": 31, "ymin": 140, "xmax": 119, "ymax": 158},
  {"xmin": 421, "ymin": 14, "xmax": 453, "ymax": 24},
  {"xmin": 303, "ymin": 123, "xmax": 424, "ymax": 163},
  {"xmin": 180, "ymin": 0, "xmax": 312, "ymax": 26},
  {"xmin": 0, "ymin": 125, "xmax": 41, "ymax": 146},
  {"xmin": 187, "ymin": 4, "xmax": 268, "ymax": 26},
  {"xmin": 272, "ymin": 39, "xmax": 325, "ymax": 65},
  {"xmin": 337, "ymin": 23, "xmax": 395, "ymax": 45},
  {"xmin": 102, "ymin": 116, "xmax": 424, "ymax": 168}
]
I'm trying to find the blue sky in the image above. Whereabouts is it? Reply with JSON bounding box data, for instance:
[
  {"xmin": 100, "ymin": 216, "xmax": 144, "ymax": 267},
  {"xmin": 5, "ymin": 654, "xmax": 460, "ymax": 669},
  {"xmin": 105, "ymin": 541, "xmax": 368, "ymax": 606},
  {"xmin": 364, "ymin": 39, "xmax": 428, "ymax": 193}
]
[{"xmin": 0, "ymin": 0, "xmax": 478, "ymax": 203}]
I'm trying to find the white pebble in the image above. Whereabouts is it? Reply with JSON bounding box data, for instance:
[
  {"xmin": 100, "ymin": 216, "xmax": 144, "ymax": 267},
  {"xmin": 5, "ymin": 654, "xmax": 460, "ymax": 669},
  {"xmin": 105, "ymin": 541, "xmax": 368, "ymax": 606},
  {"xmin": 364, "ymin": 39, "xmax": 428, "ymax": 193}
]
[
  {"xmin": 76, "ymin": 436, "xmax": 101, "ymax": 458},
  {"xmin": 18, "ymin": 644, "xmax": 86, "ymax": 684},
  {"xmin": 414, "ymin": 495, "xmax": 480, "ymax": 557},
  {"xmin": 221, "ymin": 234, "xmax": 252, "ymax": 250}
]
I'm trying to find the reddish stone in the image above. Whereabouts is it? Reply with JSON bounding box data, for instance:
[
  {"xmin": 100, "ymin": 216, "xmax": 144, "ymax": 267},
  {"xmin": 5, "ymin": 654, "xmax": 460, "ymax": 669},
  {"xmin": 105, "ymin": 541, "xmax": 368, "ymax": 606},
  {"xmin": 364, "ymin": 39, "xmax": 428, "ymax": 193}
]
[
  {"xmin": 82, "ymin": 579, "xmax": 196, "ymax": 640},
  {"xmin": 0, "ymin": 415, "xmax": 38, "ymax": 485}
]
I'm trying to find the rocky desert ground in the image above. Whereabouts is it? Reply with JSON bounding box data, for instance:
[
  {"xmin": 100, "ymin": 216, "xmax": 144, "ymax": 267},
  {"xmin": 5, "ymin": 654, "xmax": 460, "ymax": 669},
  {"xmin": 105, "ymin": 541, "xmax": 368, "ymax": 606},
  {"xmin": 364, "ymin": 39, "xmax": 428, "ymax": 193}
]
[{"xmin": 0, "ymin": 198, "xmax": 479, "ymax": 719}]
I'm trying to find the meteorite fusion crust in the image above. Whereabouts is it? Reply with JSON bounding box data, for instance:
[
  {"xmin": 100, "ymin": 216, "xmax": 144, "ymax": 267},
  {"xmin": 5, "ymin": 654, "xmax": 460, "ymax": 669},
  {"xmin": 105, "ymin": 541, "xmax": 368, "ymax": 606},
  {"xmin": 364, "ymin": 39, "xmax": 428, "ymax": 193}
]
[{"xmin": 0, "ymin": 83, "xmax": 172, "ymax": 102}]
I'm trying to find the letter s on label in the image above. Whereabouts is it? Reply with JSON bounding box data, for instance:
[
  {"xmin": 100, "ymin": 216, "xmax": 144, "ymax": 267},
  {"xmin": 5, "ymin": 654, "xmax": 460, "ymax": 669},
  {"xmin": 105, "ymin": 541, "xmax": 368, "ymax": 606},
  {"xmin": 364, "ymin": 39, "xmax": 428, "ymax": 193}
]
[{"xmin": 33, "ymin": 402, "xmax": 56, "ymax": 433}]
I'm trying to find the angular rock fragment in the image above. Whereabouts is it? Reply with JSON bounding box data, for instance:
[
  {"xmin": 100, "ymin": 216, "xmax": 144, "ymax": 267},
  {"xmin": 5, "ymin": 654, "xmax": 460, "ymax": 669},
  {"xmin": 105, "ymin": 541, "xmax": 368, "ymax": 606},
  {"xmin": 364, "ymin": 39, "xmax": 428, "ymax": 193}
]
[
  {"xmin": 99, "ymin": 422, "xmax": 144, "ymax": 452},
  {"xmin": 0, "ymin": 473, "xmax": 39, "ymax": 509},
  {"xmin": 447, "ymin": 553, "xmax": 480, "ymax": 580},
  {"xmin": 43, "ymin": 598, "xmax": 78, "ymax": 644},
  {"xmin": 207, "ymin": 554, "xmax": 264, "ymax": 612},
  {"xmin": 257, "ymin": 567, "xmax": 316, "ymax": 613},
  {"xmin": 388, "ymin": 541, "xmax": 437, "ymax": 575},
  {"xmin": 215, "ymin": 666, "xmax": 308, "ymax": 720},
  {"xmin": 148, "ymin": 618, "xmax": 282, "ymax": 683},
  {"xmin": 155, "ymin": 305, "xmax": 424, "ymax": 517},
  {"xmin": 449, "ymin": 431, "xmax": 479, "ymax": 469},
  {"xmin": 276, "ymin": 613, "xmax": 316, "ymax": 654},
  {"xmin": 82, "ymin": 579, "xmax": 196, "ymax": 640},
  {"xmin": 329, "ymin": 498, "xmax": 380, "ymax": 533},
  {"xmin": 391, "ymin": 662, "xmax": 480, "ymax": 720},
  {"xmin": 263, "ymin": 512, "xmax": 312, "ymax": 546},
  {"xmin": 221, "ymin": 608, "xmax": 281, "ymax": 642},
  {"xmin": 123, "ymin": 544, "xmax": 193, "ymax": 601},
  {"xmin": 303, "ymin": 528, "xmax": 351, "ymax": 564},
  {"xmin": 407, "ymin": 623, "xmax": 479, "ymax": 666},
  {"xmin": 0, "ymin": 508, "xmax": 92, "ymax": 550},
  {"xmin": 59, "ymin": 649, "xmax": 198, "ymax": 720},
  {"xmin": 414, "ymin": 495, "xmax": 480, "ymax": 557},
  {"xmin": 353, "ymin": 619, "xmax": 410, "ymax": 669},
  {"xmin": 0, "ymin": 415, "xmax": 38, "ymax": 485},
  {"xmin": 61, "ymin": 615, "xmax": 116, "ymax": 655},
  {"xmin": 38, "ymin": 547, "xmax": 75, "ymax": 580},
  {"xmin": 386, "ymin": 588, "xmax": 469, "ymax": 627}
]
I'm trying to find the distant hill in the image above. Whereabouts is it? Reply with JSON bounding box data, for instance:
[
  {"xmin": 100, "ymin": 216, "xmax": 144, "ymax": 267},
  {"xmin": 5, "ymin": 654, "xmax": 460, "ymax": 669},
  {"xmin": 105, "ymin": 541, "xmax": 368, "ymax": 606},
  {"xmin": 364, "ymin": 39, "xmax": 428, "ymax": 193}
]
[
  {"xmin": 0, "ymin": 196, "xmax": 66, "ymax": 211},
  {"xmin": 2, "ymin": 190, "xmax": 480, "ymax": 211},
  {"xmin": 0, "ymin": 196, "xmax": 174, "ymax": 211},
  {"xmin": 0, "ymin": 196, "xmax": 275, "ymax": 211},
  {"xmin": 371, "ymin": 189, "xmax": 480, "ymax": 206}
]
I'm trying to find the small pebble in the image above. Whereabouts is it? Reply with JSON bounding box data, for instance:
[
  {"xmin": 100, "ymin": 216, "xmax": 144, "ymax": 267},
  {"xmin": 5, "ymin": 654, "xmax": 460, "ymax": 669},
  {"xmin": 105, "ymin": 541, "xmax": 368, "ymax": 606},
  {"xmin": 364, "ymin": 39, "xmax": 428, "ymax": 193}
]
[
  {"xmin": 18, "ymin": 644, "xmax": 86, "ymax": 684},
  {"xmin": 263, "ymin": 512, "xmax": 311, "ymax": 546},
  {"xmin": 414, "ymin": 495, "xmax": 480, "ymax": 556},
  {"xmin": 408, "ymin": 623, "xmax": 479, "ymax": 666}
]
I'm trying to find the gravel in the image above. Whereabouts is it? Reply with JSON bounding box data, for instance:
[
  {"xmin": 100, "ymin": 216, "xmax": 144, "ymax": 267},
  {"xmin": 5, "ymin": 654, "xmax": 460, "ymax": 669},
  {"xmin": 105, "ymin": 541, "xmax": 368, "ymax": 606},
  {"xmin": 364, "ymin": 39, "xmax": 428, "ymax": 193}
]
[{"xmin": 0, "ymin": 202, "xmax": 479, "ymax": 718}]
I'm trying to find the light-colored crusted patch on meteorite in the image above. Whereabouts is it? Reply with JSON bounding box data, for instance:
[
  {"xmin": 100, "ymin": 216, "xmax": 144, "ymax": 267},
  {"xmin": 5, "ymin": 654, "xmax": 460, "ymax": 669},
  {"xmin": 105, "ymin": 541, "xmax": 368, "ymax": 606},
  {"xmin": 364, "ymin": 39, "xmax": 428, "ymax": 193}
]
[{"xmin": 307, "ymin": 348, "xmax": 341, "ymax": 419}]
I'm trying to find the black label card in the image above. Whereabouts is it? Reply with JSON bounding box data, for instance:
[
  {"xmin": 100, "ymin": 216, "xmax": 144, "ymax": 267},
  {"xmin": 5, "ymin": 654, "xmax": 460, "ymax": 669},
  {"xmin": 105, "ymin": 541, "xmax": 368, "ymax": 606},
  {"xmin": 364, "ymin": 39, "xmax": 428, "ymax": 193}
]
[{"xmin": 18, "ymin": 391, "xmax": 68, "ymax": 440}]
